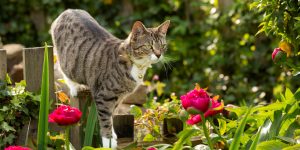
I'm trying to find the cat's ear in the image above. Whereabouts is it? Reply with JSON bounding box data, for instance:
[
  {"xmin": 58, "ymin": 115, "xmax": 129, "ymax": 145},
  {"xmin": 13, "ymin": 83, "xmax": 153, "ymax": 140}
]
[
  {"xmin": 157, "ymin": 20, "xmax": 170, "ymax": 35},
  {"xmin": 131, "ymin": 21, "xmax": 147, "ymax": 40}
]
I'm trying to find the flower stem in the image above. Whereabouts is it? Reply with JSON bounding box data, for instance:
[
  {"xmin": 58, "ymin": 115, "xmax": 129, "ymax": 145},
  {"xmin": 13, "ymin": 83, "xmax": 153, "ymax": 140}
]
[
  {"xmin": 200, "ymin": 114, "xmax": 213, "ymax": 150},
  {"xmin": 65, "ymin": 126, "xmax": 70, "ymax": 150},
  {"xmin": 208, "ymin": 118, "xmax": 228, "ymax": 145}
]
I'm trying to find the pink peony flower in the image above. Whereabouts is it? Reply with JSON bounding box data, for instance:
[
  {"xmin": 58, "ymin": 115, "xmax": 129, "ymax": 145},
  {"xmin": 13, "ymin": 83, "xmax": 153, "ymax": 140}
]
[
  {"xmin": 49, "ymin": 105, "xmax": 82, "ymax": 126},
  {"xmin": 147, "ymin": 147, "xmax": 157, "ymax": 150},
  {"xmin": 4, "ymin": 146, "xmax": 31, "ymax": 150},
  {"xmin": 181, "ymin": 84, "xmax": 224, "ymax": 125}
]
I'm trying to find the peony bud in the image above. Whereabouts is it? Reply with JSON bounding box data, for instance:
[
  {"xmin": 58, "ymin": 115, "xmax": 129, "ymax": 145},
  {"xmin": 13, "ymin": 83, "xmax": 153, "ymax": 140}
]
[{"xmin": 272, "ymin": 48, "xmax": 286, "ymax": 63}]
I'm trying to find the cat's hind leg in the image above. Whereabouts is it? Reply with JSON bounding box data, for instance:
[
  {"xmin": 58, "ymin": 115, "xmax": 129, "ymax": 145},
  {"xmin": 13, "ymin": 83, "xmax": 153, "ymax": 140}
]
[
  {"xmin": 94, "ymin": 93, "xmax": 118, "ymax": 149},
  {"xmin": 102, "ymin": 128, "xmax": 117, "ymax": 149}
]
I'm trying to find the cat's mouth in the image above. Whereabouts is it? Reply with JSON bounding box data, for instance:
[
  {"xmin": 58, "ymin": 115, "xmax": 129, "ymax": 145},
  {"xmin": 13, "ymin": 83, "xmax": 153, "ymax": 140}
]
[{"xmin": 150, "ymin": 54, "xmax": 163, "ymax": 64}]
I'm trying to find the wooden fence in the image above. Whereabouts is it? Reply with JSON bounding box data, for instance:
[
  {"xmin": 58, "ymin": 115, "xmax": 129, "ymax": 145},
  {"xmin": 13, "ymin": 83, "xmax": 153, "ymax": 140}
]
[
  {"xmin": 0, "ymin": 47, "xmax": 83, "ymax": 148},
  {"xmin": 0, "ymin": 47, "xmax": 185, "ymax": 149}
]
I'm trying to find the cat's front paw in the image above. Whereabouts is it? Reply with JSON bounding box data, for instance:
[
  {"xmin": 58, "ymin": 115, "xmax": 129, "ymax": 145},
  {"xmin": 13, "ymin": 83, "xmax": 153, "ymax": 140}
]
[{"xmin": 102, "ymin": 136, "xmax": 118, "ymax": 149}]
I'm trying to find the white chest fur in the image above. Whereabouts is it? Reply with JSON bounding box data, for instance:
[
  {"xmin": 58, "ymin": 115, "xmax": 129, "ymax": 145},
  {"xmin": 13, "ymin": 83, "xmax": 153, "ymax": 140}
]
[{"xmin": 131, "ymin": 63, "xmax": 151, "ymax": 83}]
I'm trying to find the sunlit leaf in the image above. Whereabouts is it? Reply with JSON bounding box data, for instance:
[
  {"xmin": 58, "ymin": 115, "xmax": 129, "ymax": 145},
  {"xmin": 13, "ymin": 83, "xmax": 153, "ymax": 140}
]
[
  {"xmin": 217, "ymin": 118, "xmax": 226, "ymax": 135},
  {"xmin": 130, "ymin": 105, "xmax": 142, "ymax": 118},
  {"xmin": 249, "ymin": 126, "xmax": 262, "ymax": 150},
  {"xmin": 282, "ymin": 144, "xmax": 300, "ymax": 150},
  {"xmin": 256, "ymin": 140, "xmax": 288, "ymax": 150},
  {"xmin": 143, "ymin": 133, "xmax": 155, "ymax": 142},
  {"xmin": 37, "ymin": 43, "xmax": 50, "ymax": 149},
  {"xmin": 229, "ymin": 108, "xmax": 251, "ymax": 150}
]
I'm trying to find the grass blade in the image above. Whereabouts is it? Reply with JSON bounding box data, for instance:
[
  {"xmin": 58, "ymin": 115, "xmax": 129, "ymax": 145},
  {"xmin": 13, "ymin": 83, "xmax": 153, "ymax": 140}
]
[
  {"xmin": 84, "ymin": 101, "xmax": 98, "ymax": 146},
  {"xmin": 229, "ymin": 108, "xmax": 251, "ymax": 150},
  {"xmin": 172, "ymin": 127, "xmax": 197, "ymax": 150},
  {"xmin": 37, "ymin": 43, "xmax": 50, "ymax": 149},
  {"xmin": 249, "ymin": 126, "xmax": 262, "ymax": 150}
]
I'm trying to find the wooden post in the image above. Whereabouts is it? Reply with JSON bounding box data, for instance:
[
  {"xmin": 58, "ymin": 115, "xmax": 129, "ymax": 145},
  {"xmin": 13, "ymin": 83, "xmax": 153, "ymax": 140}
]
[
  {"xmin": 23, "ymin": 46, "xmax": 55, "ymax": 99},
  {"xmin": 0, "ymin": 49, "xmax": 6, "ymax": 80},
  {"xmin": 113, "ymin": 115, "xmax": 134, "ymax": 139},
  {"xmin": 163, "ymin": 118, "xmax": 183, "ymax": 137},
  {"xmin": 70, "ymin": 90, "xmax": 91, "ymax": 149}
]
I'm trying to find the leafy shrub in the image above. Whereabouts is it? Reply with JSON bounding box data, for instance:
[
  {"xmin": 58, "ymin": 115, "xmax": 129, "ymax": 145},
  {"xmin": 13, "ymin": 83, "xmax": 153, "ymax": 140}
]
[
  {"xmin": 1, "ymin": 0, "xmax": 299, "ymax": 105},
  {"xmin": 0, "ymin": 76, "xmax": 39, "ymax": 148}
]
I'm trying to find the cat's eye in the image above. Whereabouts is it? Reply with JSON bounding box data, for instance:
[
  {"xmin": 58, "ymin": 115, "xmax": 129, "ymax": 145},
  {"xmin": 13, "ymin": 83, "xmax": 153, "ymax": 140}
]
[{"xmin": 142, "ymin": 45, "xmax": 152, "ymax": 50}]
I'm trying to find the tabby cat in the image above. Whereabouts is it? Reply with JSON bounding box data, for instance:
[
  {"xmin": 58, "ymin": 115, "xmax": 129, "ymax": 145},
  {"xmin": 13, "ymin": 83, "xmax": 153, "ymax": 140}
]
[{"xmin": 50, "ymin": 9, "xmax": 170, "ymax": 148}]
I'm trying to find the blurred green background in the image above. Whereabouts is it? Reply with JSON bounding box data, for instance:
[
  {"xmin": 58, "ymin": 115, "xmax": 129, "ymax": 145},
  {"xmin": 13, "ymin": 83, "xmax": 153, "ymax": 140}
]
[{"xmin": 1, "ymin": 0, "xmax": 299, "ymax": 104}]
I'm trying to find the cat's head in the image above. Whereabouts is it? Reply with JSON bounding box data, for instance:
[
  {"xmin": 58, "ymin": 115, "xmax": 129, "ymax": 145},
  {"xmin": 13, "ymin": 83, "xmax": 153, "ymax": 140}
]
[{"xmin": 128, "ymin": 20, "xmax": 170, "ymax": 64}]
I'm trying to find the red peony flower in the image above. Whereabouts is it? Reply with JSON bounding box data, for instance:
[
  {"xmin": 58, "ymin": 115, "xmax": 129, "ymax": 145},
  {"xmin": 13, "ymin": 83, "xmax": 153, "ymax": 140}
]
[
  {"xmin": 4, "ymin": 146, "xmax": 31, "ymax": 150},
  {"xmin": 181, "ymin": 84, "xmax": 224, "ymax": 125},
  {"xmin": 180, "ymin": 84, "xmax": 210, "ymax": 114},
  {"xmin": 49, "ymin": 105, "xmax": 82, "ymax": 126}
]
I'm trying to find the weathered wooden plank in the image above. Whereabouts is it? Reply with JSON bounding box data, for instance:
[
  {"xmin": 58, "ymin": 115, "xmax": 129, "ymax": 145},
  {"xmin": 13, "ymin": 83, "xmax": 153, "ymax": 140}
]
[
  {"xmin": 0, "ymin": 49, "xmax": 7, "ymax": 80},
  {"xmin": 113, "ymin": 115, "xmax": 134, "ymax": 139},
  {"xmin": 23, "ymin": 46, "xmax": 55, "ymax": 99}
]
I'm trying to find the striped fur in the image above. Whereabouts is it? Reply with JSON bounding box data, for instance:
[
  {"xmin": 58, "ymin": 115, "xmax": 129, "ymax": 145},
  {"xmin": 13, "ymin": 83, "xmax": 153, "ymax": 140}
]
[{"xmin": 50, "ymin": 9, "xmax": 170, "ymax": 145}]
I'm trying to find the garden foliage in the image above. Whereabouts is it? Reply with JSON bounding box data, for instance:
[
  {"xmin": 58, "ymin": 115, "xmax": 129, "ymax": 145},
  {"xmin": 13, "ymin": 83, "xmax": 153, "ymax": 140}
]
[
  {"xmin": 1, "ymin": 0, "xmax": 299, "ymax": 104},
  {"xmin": 0, "ymin": 76, "xmax": 39, "ymax": 148}
]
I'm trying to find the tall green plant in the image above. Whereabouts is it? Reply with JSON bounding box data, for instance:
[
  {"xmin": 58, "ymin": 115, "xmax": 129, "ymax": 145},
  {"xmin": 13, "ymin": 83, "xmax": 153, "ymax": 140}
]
[
  {"xmin": 84, "ymin": 101, "xmax": 99, "ymax": 146},
  {"xmin": 37, "ymin": 43, "xmax": 50, "ymax": 149}
]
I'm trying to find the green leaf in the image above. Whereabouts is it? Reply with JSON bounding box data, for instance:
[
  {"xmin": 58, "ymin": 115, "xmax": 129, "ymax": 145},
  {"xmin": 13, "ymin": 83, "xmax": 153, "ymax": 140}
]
[
  {"xmin": 1, "ymin": 122, "xmax": 16, "ymax": 132},
  {"xmin": 293, "ymin": 88, "xmax": 300, "ymax": 100},
  {"xmin": 153, "ymin": 125, "xmax": 160, "ymax": 134},
  {"xmin": 143, "ymin": 133, "xmax": 156, "ymax": 142},
  {"xmin": 225, "ymin": 106, "xmax": 248, "ymax": 117},
  {"xmin": 268, "ymin": 110, "xmax": 282, "ymax": 138},
  {"xmin": 294, "ymin": 17, "xmax": 300, "ymax": 21},
  {"xmin": 129, "ymin": 105, "xmax": 142, "ymax": 118},
  {"xmin": 258, "ymin": 118, "xmax": 272, "ymax": 142},
  {"xmin": 256, "ymin": 140, "xmax": 288, "ymax": 150},
  {"xmin": 282, "ymin": 144, "xmax": 300, "ymax": 150},
  {"xmin": 249, "ymin": 126, "xmax": 262, "ymax": 150},
  {"xmin": 253, "ymin": 102, "xmax": 285, "ymax": 112},
  {"xmin": 285, "ymin": 88, "xmax": 295, "ymax": 104},
  {"xmin": 276, "ymin": 136, "xmax": 296, "ymax": 144},
  {"xmin": 37, "ymin": 43, "xmax": 50, "ymax": 150},
  {"xmin": 284, "ymin": 121, "xmax": 300, "ymax": 138},
  {"xmin": 229, "ymin": 108, "xmax": 251, "ymax": 150},
  {"xmin": 5, "ymin": 74, "xmax": 12, "ymax": 85},
  {"xmin": 84, "ymin": 101, "xmax": 98, "ymax": 146},
  {"xmin": 81, "ymin": 146, "xmax": 112, "ymax": 150},
  {"xmin": 172, "ymin": 127, "xmax": 198, "ymax": 150},
  {"xmin": 122, "ymin": 141, "xmax": 138, "ymax": 150},
  {"xmin": 217, "ymin": 118, "xmax": 226, "ymax": 135}
]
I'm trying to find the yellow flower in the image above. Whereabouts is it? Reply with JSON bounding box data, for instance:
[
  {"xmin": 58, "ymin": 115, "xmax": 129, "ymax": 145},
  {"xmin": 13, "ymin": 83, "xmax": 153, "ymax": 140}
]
[
  {"xmin": 279, "ymin": 41, "xmax": 292, "ymax": 57},
  {"xmin": 56, "ymin": 91, "xmax": 70, "ymax": 103},
  {"xmin": 156, "ymin": 81, "xmax": 166, "ymax": 96}
]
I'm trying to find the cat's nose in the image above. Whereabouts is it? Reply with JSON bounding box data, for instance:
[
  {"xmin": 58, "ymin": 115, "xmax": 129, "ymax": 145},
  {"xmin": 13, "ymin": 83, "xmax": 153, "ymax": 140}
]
[{"xmin": 155, "ymin": 54, "xmax": 161, "ymax": 58}]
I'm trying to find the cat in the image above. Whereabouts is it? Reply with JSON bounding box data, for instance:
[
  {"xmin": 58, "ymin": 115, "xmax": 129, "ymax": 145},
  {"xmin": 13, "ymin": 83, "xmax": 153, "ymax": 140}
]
[{"xmin": 50, "ymin": 9, "xmax": 170, "ymax": 148}]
